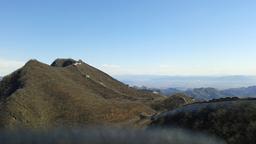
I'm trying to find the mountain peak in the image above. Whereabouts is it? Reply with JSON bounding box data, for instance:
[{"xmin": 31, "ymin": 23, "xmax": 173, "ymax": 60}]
[
  {"xmin": 51, "ymin": 58, "xmax": 83, "ymax": 67},
  {"xmin": 23, "ymin": 59, "xmax": 47, "ymax": 68},
  {"xmin": 26, "ymin": 59, "xmax": 40, "ymax": 65}
]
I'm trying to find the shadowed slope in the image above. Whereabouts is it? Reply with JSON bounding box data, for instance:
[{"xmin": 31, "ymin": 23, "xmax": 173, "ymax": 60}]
[{"xmin": 151, "ymin": 99, "xmax": 256, "ymax": 144}]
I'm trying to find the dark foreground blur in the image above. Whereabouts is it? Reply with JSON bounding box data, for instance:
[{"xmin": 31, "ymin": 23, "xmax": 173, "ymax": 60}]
[{"xmin": 0, "ymin": 128, "xmax": 225, "ymax": 144}]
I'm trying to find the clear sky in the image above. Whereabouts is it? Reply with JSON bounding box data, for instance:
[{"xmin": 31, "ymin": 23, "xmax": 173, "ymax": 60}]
[{"xmin": 0, "ymin": 0, "xmax": 256, "ymax": 76}]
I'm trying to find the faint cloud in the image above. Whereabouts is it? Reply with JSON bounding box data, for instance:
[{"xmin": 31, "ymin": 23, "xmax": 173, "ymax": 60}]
[
  {"xmin": 159, "ymin": 64, "xmax": 171, "ymax": 68},
  {"xmin": 0, "ymin": 59, "xmax": 25, "ymax": 76},
  {"xmin": 102, "ymin": 64, "xmax": 121, "ymax": 68},
  {"xmin": 99, "ymin": 64, "xmax": 124, "ymax": 75}
]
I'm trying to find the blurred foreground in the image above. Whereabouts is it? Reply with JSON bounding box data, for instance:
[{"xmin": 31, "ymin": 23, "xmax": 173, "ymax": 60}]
[{"xmin": 0, "ymin": 127, "xmax": 225, "ymax": 144}]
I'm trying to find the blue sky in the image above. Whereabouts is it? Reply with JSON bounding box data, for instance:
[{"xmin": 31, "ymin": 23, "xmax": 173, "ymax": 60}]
[{"xmin": 0, "ymin": 0, "xmax": 256, "ymax": 76}]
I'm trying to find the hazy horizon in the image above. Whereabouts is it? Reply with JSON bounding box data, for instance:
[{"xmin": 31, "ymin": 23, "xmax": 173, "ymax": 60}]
[{"xmin": 115, "ymin": 75, "xmax": 256, "ymax": 89}]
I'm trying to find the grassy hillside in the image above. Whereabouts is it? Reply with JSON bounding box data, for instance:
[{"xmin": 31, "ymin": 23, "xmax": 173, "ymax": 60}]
[{"xmin": 0, "ymin": 59, "xmax": 166, "ymax": 129}]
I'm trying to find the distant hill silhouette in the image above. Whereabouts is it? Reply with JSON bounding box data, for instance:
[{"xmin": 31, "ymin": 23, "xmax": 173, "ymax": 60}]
[
  {"xmin": 0, "ymin": 58, "xmax": 168, "ymax": 128},
  {"xmin": 185, "ymin": 88, "xmax": 225, "ymax": 100},
  {"xmin": 183, "ymin": 87, "xmax": 256, "ymax": 100},
  {"xmin": 140, "ymin": 86, "xmax": 256, "ymax": 100},
  {"xmin": 222, "ymin": 86, "xmax": 256, "ymax": 97}
]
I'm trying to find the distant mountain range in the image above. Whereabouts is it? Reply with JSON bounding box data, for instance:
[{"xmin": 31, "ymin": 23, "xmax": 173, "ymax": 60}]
[
  {"xmin": 137, "ymin": 86, "xmax": 256, "ymax": 100},
  {"xmin": 186, "ymin": 86, "xmax": 256, "ymax": 100},
  {"xmin": 116, "ymin": 75, "xmax": 256, "ymax": 89},
  {"xmin": 185, "ymin": 88, "xmax": 225, "ymax": 100}
]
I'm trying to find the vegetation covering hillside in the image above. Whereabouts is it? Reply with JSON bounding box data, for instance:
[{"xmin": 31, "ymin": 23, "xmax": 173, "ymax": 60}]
[
  {"xmin": 0, "ymin": 59, "xmax": 167, "ymax": 128},
  {"xmin": 151, "ymin": 99, "xmax": 256, "ymax": 144},
  {"xmin": 151, "ymin": 93, "xmax": 194, "ymax": 111}
]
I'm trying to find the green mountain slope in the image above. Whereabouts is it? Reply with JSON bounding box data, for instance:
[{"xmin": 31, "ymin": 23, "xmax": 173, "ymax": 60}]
[{"xmin": 0, "ymin": 59, "xmax": 165, "ymax": 128}]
